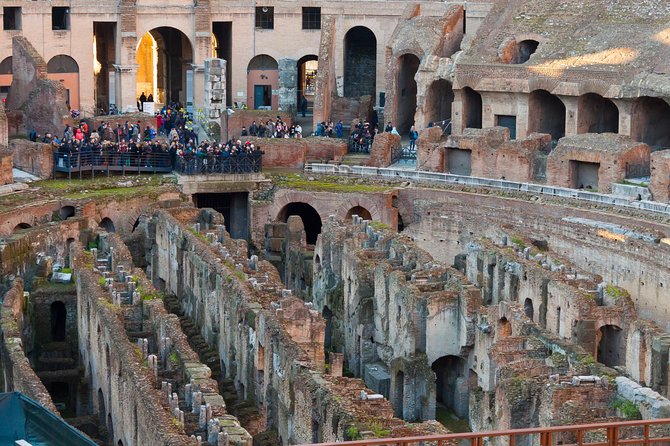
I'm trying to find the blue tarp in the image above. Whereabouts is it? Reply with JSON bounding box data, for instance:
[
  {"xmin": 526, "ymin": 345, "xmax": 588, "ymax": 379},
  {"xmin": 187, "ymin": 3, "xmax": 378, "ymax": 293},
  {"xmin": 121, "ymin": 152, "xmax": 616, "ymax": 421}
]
[{"xmin": 0, "ymin": 392, "xmax": 96, "ymax": 446}]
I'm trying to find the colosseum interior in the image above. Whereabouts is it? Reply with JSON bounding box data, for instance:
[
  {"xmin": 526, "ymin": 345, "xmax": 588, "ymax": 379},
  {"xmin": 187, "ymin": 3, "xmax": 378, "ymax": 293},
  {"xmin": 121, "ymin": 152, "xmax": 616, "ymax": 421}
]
[{"xmin": 2, "ymin": 0, "xmax": 670, "ymax": 445}]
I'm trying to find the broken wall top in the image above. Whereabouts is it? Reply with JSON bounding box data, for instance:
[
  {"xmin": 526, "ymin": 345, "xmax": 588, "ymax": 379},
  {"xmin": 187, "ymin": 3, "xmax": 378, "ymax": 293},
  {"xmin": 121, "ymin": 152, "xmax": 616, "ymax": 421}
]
[{"xmin": 552, "ymin": 133, "xmax": 651, "ymax": 156}]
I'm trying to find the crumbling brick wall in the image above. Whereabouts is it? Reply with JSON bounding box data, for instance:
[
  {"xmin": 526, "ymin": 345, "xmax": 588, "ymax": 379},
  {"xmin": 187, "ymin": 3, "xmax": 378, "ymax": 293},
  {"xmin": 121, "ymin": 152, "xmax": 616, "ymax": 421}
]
[
  {"xmin": 649, "ymin": 150, "xmax": 670, "ymax": 202},
  {"xmin": 10, "ymin": 139, "xmax": 53, "ymax": 179}
]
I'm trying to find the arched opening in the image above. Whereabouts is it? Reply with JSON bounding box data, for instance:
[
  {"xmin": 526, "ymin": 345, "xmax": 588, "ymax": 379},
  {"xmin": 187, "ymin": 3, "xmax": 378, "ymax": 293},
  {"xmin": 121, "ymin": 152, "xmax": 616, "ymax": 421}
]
[
  {"xmin": 497, "ymin": 317, "xmax": 511, "ymax": 339},
  {"xmin": 345, "ymin": 206, "xmax": 372, "ymax": 221},
  {"xmin": 47, "ymin": 55, "xmax": 80, "ymax": 110},
  {"xmin": 528, "ymin": 90, "xmax": 566, "ymax": 142},
  {"xmin": 524, "ymin": 298, "xmax": 534, "ymax": 320},
  {"xmin": 462, "ymin": 87, "xmax": 482, "ymax": 129},
  {"xmin": 597, "ymin": 324, "xmax": 625, "ymax": 367},
  {"xmin": 97, "ymin": 389, "xmax": 106, "ymax": 426},
  {"xmin": 247, "ymin": 54, "xmax": 278, "ymax": 109},
  {"xmin": 397, "ymin": 214, "xmax": 405, "ymax": 232},
  {"xmin": 0, "ymin": 57, "xmax": 12, "ymax": 103},
  {"xmin": 13, "ymin": 223, "xmax": 31, "ymax": 232},
  {"xmin": 59, "ymin": 205, "xmax": 76, "ymax": 220},
  {"xmin": 93, "ymin": 22, "xmax": 116, "ymax": 114},
  {"xmin": 107, "ymin": 414, "xmax": 114, "ymax": 445},
  {"xmin": 297, "ymin": 55, "xmax": 318, "ymax": 114},
  {"xmin": 277, "ymin": 202, "xmax": 322, "ymax": 245},
  {"xmin": 394, "ymin": 370, "xmax": 405, "ymax": 418},
  {"xmin": 396, "ymin": 54, "xmax": 420, "ymax": 134},
  {"xmin": 425, "ymin": 80, "xmax": 454, "ymax": 130},
  {"xmin": 344, "ymin": 26, "xmax": 377, "ymax": 99},
  {"xmin": 432, "ymin": 356, "xmax": 470, "ymax": 429},
  {"xmin": 50, "ymin": 301, "xmax": 67, "ymax": 341},
  {"xmin": 631, "ymin": 97, "xmax": 670, "ymax": 150},
  {"xmin": 516, "ymin": 40, "xmax": 539, "ymax": 64},
  {"xmin": 578, "ymin": 93, "xmax": 619, "ymax": 134},
  {"xmin": 118, "ymin": 441, "xmax": 124, "ymax": 446},
  {"xmin": 99, "ymin": 218, "xmax": 115, "ymax": 233},
  {"xmin": 136, "ymin": 27, "xmax": 193, "ymax": 107}
]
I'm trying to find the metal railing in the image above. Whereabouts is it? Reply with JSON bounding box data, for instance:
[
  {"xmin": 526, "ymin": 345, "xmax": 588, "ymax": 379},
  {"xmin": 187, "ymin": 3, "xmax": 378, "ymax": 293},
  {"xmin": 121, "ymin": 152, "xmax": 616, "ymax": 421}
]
[
  {"xmin": 305, "ymin": 163, "xmax": 670, "ymax": 216},
  {"xmin": 391, "ymin": 145, "xmax": 417, "ymax": 164},
  {"xmin": 300, "ymin": 418, "xmax": 670, "ymax": 446},
  {"xmin": 54, "ymin": 152, "xmax": 173, "ymax": 178},
  {"xmin": 174, "ymin": 152, "xmax": 263, "ymax": 175},
  {"xmin": 349, "ymin": 135, "xmax": 372, "ymax": 154}
]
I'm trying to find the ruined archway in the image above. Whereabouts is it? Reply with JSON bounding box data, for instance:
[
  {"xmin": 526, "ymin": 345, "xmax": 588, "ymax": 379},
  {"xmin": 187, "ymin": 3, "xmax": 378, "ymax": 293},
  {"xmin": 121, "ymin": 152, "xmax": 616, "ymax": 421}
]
[
  {"xmin": 99, "ymin": 217, "xmax": 115, "ymax": 233},
  {"xmin": 497, "ymin": 317, "xmax": 511, "ymax": 339},
  {"xmin": 297, "ymin": 55, "xmax": 318, "ymax": 111},
  {"xmin": 47, "ymin": 55, "xmax": 80, "ymax": 110},
  {"xmin": 277, "ymin": 202, "xmax": 322, "ymax": 245},
  {"xmin": 59, "ymin": 205, "xmax": 76, "ymax": 220},
  {"xmin": 631, "ymin": 96, "xmax": 670, "ymax": 150},
  {"xmin": 396, "ymin": 54, "xmax": 420, "ymax": 134},
  {"xmin": 345, "ymin": 206, "xmax": 372, "ymax": 221},
  {"xmin": 247, "ymin": 54, "xmax": 278, "ymax": 109},
  {"xmin": 50, "ymin": 301, "xmax": 67, "ymax": 342},
  {"xmin": 432, "ymin": 356, "xmax": 469, "ymax": 423},
  {"xmin": 425, "ymin": 80, "xmax": 454, "ymax": 129},
  {"xmin": 136, "ymin": 27, "xmax": 193, "ymax": 106},
  {"xmin": 344, "ymin": 26, "xmax": 377, "ymax": 99},
  {"xmin": 462, "ymin": 87, "xmax": 482, "ymax": 130},
  {"xmin": 524, "ymin": 298, "xmax": 534, "ymax": 320},
  {"xmin": 528, "ymin": 90, "xmax": 565, "ymax": 142},
  {"xmin": 0, "ymin": 57, "xmax": 11, "ymax": 103},
  {"xmin": 13, "ymin": 223, "xmax": 31, "ymax": 232},
  {"xmin": 597, "ymin": 324, "xmax": 625, "ymax": 367},
  {"xmin": 577, "ymin": 93, "xmax": 619, "ymax": 134}
]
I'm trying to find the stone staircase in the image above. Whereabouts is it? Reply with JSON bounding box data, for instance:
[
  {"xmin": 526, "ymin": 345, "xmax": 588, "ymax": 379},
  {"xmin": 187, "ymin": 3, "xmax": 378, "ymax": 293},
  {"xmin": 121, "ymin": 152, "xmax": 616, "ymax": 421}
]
[{"xmin": 340, "ymin": 153, "xmax": 370, "ymax": 166}]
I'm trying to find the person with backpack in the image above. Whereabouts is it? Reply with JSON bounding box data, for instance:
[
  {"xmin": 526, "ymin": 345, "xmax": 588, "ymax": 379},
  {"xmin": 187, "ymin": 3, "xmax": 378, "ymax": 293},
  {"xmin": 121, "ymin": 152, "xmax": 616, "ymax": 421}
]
[{"xmin": 408, "ymin": 125, "xmax": 419, "ymax": 150}]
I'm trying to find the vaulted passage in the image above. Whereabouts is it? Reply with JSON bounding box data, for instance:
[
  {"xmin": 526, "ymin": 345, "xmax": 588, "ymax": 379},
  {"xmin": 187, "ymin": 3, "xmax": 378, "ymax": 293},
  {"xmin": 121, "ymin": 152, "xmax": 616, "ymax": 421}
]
[
  {"xmin": 99, "ymin": 218, "xmax": 115, "ymax": 233},
  {"xmin": 425, "ymin": 80, "xmax": 454, "ymax": 129},
  {"xmin": 631, "ymin": 96, "xmax": 670, "ymax": 150},
  {"xmin": 528, "ymin": 90, "xmax": 565, "ymax": 142},
  {"xmin": 432, "ymin": 356, "xmax": 471, "ymax": 431},
  {"xmin": 462, "ymin": 87, "xmax": 482, "ymax": 129},
  {"xmin": 277, "ymin": 202, "xmax": 322, "ymax": 245},
  {"xmin": 344, "ymin": 27, "xmax": 377, "ymax": 99},
  {"xmin": 193, "ymin": 192, "xmax": 250, "ymax": 240},
  {"xmin": 597, "ymin": 324, "xmax": 625, "ymax": 367},
  {"xmin": 578, "ymin": 94, "xmax": 619, "ymax": 134},
  {"xmin": 396, "ymin": 54, "xmax": 420, "ymax": 134},
  {"xmin": 345, "ymin": 206, "xmax": 372, "ymax": 221}
]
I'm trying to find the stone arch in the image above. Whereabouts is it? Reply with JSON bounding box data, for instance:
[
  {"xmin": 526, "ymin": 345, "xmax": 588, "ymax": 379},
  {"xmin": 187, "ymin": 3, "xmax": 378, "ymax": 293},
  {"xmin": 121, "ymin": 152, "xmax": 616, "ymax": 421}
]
[
  {"xmin": 596, "ymin": 324, "xmax": 625, "ymax": 367},
  {"xmin": 277, "ymin": 202, "xmax": 323, "ymax": 245},
  {"xmin": 578, "ymin": 93, "xmax": 619, "ymax": 134},
  {"xmin": 528, "ymin": 90, "xmax": 566, "ymax": 142},
  {"xmin": 13, "ymin": 223, "xmax": 31, "ymax": 232},
  {"xmin": 247, "ymin": 54, "xmax": 279, "ymax": 109},
  {"xmin": 136, "ymin": 26, "xmax": 194, "ymax": 105},
  {"xmin": 425, "ymin": 79, "xmax": 454, "ymax": 127},
  {"xmin": 631, "ymin": 96, "xmax": 670, "ymax": 150},
  {"xmin": 396, "ymin": 53, "xmax": 421, "ymax": 134},
  {"xmin": 99, "ymin": 217, "xmax": 116, "ymax": 233},
  {"xmin": 336, "ymin": 196, "xmax": 383, "ymax": 223},
  {"xmin": 497, "ymin": 317, "xmax": 511, "ymax": 339},
  {"xmin": 499, "ymin": 38, "xmax": 540, "ymax": 64},
  {"xmin": 344, "ymin": 26, "xmax": 377, "ymax": 99},
  {"xmin": 297, "ymin": 54, "xmax": 318, "ymax": 107},
  {"xmin": 0, "ymin": 56, "xmax": 12, "ymax": 74},
  {"xmin": 59, "ymin": 205, "xmax": 76, "ymax": 220},
  {"xmin": 47, "ymin": 55, "xmax": 80, "ymax": 109},
  {"xmin": 345, "ymin": 205, "xmax": 372, "ymax": 221},
  {"xmin": 462, "ymin": 87, "xmax": 482, "ymax": 130},
  {"xmin": 431, "ymin": 356, "xmax": 469, "ymax": 420},
  {"xmin": 50, "ymin": 301, "xmax": 67, "ymax": 342}
]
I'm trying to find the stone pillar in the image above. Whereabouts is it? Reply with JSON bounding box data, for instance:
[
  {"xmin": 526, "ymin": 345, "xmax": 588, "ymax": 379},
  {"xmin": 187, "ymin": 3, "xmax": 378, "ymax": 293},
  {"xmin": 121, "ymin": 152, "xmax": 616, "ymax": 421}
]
[
  {"xmin": 563, "ymin": 96, "xmax": 579, "ymax": 136},
  {"xmin": 0, "ymin": 103, "xmax": 7, "ymax": 148},
  {"xmin": 278, "ymin": 58, "xmax": 298, "ymax": 113},
  {"xmin": 204, "ymin": 58, "xmax": 226, "ymax": 139},
  {"xmin": 617, "ymin": 100, "xmax": 632, "ymax": 137},
  {"xmin": 330, "ymin": 352, "xmax": 344, "ymax": 377},
  {"xmin": 114, "ymin": 64, "xmax": 139, "ymax": 113}
]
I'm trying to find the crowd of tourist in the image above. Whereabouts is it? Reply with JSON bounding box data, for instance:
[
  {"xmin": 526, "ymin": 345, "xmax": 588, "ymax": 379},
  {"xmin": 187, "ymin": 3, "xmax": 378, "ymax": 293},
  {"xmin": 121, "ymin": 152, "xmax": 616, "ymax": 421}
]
[{"xmin": 239, "ymin": 117, "xmax": 303, "ymax": 138}]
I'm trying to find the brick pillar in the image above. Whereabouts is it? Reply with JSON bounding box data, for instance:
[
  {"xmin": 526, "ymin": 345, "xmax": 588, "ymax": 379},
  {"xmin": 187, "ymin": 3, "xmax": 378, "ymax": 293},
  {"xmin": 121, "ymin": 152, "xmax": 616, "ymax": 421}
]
[
  {"xmin": 0, "ymin": 103, "xmax": 7, "ymax": 148},
  {"xmin": 330, "ymin": 353, "xmax": 344, "ymax": 377}
]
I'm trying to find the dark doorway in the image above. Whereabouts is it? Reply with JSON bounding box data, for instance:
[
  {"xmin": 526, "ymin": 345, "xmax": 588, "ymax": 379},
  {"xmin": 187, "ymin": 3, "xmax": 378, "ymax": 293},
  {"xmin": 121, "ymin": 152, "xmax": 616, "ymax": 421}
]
[
  {"xmin": 571, "ymin": 161, "xmax": 599, "ymax": 190},
  {"xmin": 578, "ymin": 94, "xmax": 619, "ymax": 134},
  {"xmin": 597, "ymin": 325, "xmax": 625, "ymax": 367},
  {"xmin": 212, "ymin": 22, "xmax": 233, "ymax": 107},
  {"xmin": 322, "ymin": 306, "xmax": 333, "ymax": 352},
  {"xmin": 524, "ymin": 298, "xmax": 534, "ymax": 320},
  {"xmin": 345, "ymin": 206, "xmax": 372, "ymax": 221},
  {"xmin": 396, "ymin": 54, "xmax": 420, "ymax": 133},
  {"xmin": 93, "ymin": 22, "xmax": 116, "ymax": 114},
  {"xmin": 297, "ymin": 55, "xmax": 318, "ymax": 111},
  {"xmin": 463, "ymin": 87, "xmax": 482, "ymax": 129},
  {"xmin": 344, "ymin": 26, "xmax": 377, "ymax": 98},
  {"xmin": 254, "ymin": 85, "xmax": 271, "ymax": 109},
  {"xmin": 99, "ymin": 218, "xmax": 115, "ymax": 233},
  {"xmin": 394, "ymin": 370, "xmax": 405, "ymax": 418},
  {"xmin": 193, "ymin": 192, "xmax": 250, "ymax": 240},
  {"xmin": 631, "ymin": 96, "xmax": 670, "ymax": 150},
  {"xmin": 496, "ymin": 115, "xmax": 517, "ymax": 139},
  {"xmin": 426, "ymin": 80, "xmax": 454, "ymax": 129},
  {"xmin": 277, "ymin": 202, "xmax": 323, "ymax": 245},
  {"xmin": 59, "ymin": 205, "xmax": 75, "ymax": 220},
  {"xmin": 432, "ymin": 356, "xmax": 470, "ymax": 421},
  {"xmin": 13, "ymin": 223, "xmax": 31, "ymax": 232},
  {"xmin": 528, "ymin": 90, "xmax": 566, "ymax": 142},
  {"xmin": 50, "ymin": 301, "xmax": 67, "ymax": 341}
]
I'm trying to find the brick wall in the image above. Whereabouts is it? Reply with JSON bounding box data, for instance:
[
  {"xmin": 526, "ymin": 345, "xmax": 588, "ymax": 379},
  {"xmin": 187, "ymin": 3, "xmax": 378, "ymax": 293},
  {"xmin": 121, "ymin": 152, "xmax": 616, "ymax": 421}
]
[
  {"xmin": 649, "ymin": 150, "xmax": 670, "ymax": 202},
  {"xmin": 10, "ymin": 139, "xmax": 53, "ymax": 179},
  {"xmin": 0, "ymin": 150, "xmax": 13, "ymax": 185},
  {"xmin": 223, "ymin": 110, "xmax": 293, "ymax": 142},
  {"xmin": 246, "ymin": 136, "xmax": 346, "ymax": 168}
]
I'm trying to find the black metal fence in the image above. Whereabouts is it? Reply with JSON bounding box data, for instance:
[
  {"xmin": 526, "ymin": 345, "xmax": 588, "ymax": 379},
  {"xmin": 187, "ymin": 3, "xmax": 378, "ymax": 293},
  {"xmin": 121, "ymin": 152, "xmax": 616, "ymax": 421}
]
[
  {"xmin": 174, "ymin": 152, "xmax": 263, "ymax": 175},
  {"xmin": 391, "ymin": 145, "xmax": 417, "ymax": 164},
  {"xmin": 348, "ymin": 135, "xmax": 372, "ymax": 153},
  {"xmin": 54, "ymin": 152, "xmax": 173, "ymax": 178}
]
